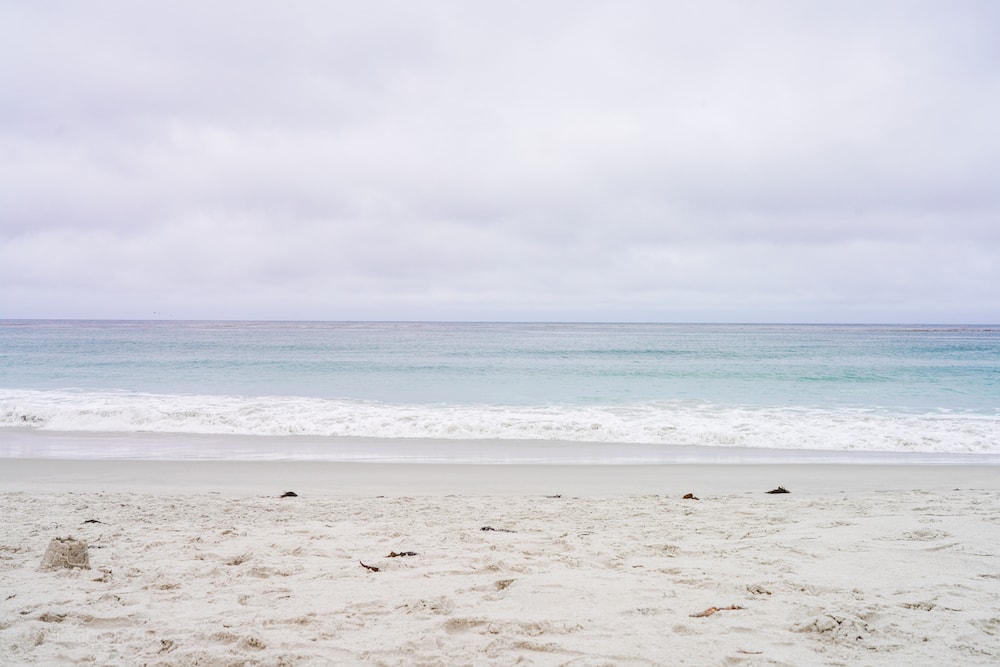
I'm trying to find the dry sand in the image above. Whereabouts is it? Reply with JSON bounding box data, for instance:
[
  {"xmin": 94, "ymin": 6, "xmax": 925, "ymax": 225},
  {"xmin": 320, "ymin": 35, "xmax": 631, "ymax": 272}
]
[{"xmin": 2, "ymin": 460, "xmax": 999, "ymax": 666}]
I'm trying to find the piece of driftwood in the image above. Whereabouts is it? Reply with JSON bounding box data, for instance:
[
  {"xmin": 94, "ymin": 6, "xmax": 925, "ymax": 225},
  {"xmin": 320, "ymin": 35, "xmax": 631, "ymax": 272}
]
[
  {"xmin": 386, "ymin": 551, "xmax": 418, "ymax": 558},
  {"xmin": 280, "ymin": 491, "xmax": 298, "ymax": 498},
  {"xmin": 766, "ymin": 486, "xmax": 790, "ymax": 494},
  {"xmin": 690, "ymin": 605, "xmax": 745, "ymax": 618},
  {"xmin": 359, "ymin": 561, "xmax": 380, "ymax": 572},
  {"xmin": 83, "ymin": 519, "xmax": 103, "ymax": 524},
  {"xmin": 682, "ymin": 493, "xmax": 699, "ymax": 500},
  {"xmin": 480, "ymin": 526, "xmax": 515, "ymax": 533}
]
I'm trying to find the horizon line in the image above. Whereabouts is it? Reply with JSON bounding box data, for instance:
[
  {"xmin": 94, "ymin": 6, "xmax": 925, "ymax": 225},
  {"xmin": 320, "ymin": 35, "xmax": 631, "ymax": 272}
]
[{"xmin": 2, "ymin": 318, "xmax": 998, "ymax": 328}]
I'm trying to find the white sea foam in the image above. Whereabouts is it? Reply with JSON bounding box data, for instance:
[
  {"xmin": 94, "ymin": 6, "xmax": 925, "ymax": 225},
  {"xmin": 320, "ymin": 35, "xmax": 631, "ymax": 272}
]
[{"xmin": 1, "ymin": 389, "xmax": 997, "ymax": 455}]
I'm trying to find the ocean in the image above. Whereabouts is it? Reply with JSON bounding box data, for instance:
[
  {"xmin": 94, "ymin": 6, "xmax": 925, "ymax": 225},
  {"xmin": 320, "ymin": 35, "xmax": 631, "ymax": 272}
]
[{"xmin": 1, "ymin": 320, "xmax": 998, "ymax": 463}]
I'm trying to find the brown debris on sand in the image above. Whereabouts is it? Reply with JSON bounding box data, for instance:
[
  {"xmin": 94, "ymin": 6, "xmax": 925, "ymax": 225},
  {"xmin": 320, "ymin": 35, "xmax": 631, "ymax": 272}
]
[
  {"xmin": 690, "ymin": 605, "xmax": 745, "ymax": 618},
  {"xmin": 682, "ymin": 493, "xmax": 699, "ymax": 500}
]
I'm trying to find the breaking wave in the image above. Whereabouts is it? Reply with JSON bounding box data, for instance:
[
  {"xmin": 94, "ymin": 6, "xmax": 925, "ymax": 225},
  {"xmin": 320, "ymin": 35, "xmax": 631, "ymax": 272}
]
[{"xmin": 2, "ymin": 389, "xmax": 997, "ymax": 455}]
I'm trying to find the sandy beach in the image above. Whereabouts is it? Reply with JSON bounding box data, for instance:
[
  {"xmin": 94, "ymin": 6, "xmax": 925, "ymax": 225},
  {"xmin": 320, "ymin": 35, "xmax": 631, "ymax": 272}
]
[{"xmin": 2, "ymin": 460, "xmax": 999, "ymax": 666}]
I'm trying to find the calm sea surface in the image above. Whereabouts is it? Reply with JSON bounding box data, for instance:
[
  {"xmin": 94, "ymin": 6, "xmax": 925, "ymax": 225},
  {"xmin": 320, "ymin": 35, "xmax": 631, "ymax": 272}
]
[{"xmin": 1, "ymin": 321, "xmax": 998, "ymax": 462}]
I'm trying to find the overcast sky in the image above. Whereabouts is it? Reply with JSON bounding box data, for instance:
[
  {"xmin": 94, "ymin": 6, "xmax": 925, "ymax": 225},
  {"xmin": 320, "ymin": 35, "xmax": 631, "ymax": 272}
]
[{"xmin": 2, "ymin": 1, "xmax": 998, "ymax": 322}]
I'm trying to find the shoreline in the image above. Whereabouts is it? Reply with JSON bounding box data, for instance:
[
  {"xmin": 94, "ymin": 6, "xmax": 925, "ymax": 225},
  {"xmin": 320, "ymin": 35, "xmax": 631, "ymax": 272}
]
[
  {"xmin": 3, "ymin": 429, "xmax": 999, "ymax": 466},
  {"xmin": 3, "ymin": 457, "xmax": 999, "ymax": 496}
]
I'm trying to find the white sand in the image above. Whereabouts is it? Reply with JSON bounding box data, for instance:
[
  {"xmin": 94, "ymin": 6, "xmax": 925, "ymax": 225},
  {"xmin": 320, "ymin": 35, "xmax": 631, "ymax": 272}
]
[{"xmin": 2, "ymin": 460, "xmax": 999, "ymax": 666}]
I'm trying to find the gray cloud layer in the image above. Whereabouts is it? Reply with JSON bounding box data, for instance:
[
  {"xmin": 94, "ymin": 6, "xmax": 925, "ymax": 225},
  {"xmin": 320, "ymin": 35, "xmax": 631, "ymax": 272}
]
[{"xmin": 2, "ymin": 1, "xmax": 998, "ymax": 321}]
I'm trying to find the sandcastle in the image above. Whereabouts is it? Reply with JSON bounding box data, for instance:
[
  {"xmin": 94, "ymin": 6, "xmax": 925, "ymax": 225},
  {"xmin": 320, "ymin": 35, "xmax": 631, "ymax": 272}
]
[{"xmin": 40, "ymin": 536, "xmax": 90, "ymax": 570}]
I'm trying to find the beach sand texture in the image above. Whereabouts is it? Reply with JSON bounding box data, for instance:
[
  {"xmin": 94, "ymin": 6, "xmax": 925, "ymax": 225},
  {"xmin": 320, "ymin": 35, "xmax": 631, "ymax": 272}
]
[{"xmin": 2, "ymin": 466, "xmax": 999, "ymax": 665}]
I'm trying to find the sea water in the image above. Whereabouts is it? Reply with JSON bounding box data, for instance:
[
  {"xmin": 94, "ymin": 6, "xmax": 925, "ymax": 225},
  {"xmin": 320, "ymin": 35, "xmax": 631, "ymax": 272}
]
[{"xmin": 1, "ymin": 321, "xmax": 998, "ymax": 462}]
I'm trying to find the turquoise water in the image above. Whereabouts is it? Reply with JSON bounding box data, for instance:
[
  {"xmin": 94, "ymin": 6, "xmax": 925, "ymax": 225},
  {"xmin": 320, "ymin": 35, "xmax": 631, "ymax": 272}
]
[{"xmin": 1, "ymin": 321, "xmax": 998, "ymax": 460}]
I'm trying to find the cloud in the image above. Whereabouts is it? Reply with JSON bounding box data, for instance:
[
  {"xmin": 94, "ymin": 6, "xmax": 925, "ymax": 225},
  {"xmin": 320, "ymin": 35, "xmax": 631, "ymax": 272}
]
[{"xmin": 2, "ymin": 1, "xmax": 999, "ymax": 321}]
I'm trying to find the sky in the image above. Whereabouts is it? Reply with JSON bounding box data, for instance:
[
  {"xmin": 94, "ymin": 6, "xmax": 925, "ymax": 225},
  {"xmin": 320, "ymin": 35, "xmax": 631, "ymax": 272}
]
[{"xmin": 2, "ymin": 1, "xmax": 999, "ymax": 323}]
